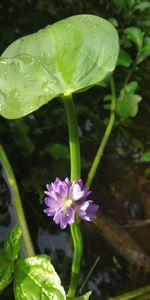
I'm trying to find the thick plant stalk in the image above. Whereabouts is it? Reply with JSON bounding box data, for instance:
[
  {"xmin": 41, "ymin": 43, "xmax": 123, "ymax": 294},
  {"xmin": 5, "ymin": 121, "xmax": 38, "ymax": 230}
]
[
  {"xmin": 86, "ymin": 77, "xmax": 116, "ymax": 187},
  {"xmin": 0, "ymin": 144, "xmax": 35, "ymax": 257},
  {"xmin": 62, "ymin": 94, "xmax": 83, "ymax": 297}
]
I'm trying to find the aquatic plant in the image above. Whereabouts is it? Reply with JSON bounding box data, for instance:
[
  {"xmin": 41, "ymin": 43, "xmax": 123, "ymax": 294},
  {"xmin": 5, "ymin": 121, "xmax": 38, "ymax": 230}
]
[{"xmin": 0, "ymin": 14, "xmax": 119, "ymax": 299}]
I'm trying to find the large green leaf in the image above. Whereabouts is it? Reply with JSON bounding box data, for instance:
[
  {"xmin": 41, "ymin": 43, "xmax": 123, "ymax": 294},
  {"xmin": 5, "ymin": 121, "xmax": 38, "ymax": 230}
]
[
  {"xmin": 14, "ymin": 255, "xmax": 66, "ymax": 299},
  {"xmin": 0, "ymin": 15, "xmax": 119, "ymax": 119}
]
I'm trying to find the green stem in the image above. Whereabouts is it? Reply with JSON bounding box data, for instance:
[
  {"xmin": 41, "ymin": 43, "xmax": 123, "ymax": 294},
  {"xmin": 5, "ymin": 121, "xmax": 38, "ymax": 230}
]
[
  {"xmin": 62, "ymin": 94, "xmax": 83, "ymax": 297},
  {"xmin": 62, "ymin": 94, "xmax": 81, "ymax": 180},
  {"xmin": 69, "ymin": 219, "xmax": 83, "ymax": 297},
  {"xmin": 109, "ymin": 285, "xmax": 150, "ymax": 300},
  {"xmin": 86, "ymin": 77, "xmax": 116, "ymax": 187},
  {"xmin": 0, "ymin": 144, "xmax": 35, "ymax": 257},
  {"xmin": 123, "ymin": 62, "xmax": 135, "ymax": 88}
]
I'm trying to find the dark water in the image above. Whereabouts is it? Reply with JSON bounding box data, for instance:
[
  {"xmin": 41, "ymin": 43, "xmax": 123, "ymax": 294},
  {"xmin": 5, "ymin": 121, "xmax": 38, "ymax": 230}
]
[{"xmin": 1, "ymin": 146, "xmax": 150, "ymax": 299}]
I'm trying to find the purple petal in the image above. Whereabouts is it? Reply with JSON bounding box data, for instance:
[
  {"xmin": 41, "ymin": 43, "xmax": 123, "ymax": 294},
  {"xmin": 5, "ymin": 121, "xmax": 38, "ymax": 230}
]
[
  {"xmin": 46, "ymin": 184, "xmax": 52, "ymax": 192},
  {"xmin": 53, "ymin": 209, "xmax": 63, "ymax": 224},
  {"xmin": 70, "ymin": 182, "xmax": 85, "ymax": 200},
  {"xmin": 76, "ymin": 179, "xmax": 83, "ymax": 189},
  {"xmin": 83, "ymin": 187, "xmax": 92, "ymax": 197},
  {"xmin": 44, "ymin": 207, "xmax": 56, "ymax": 217},
  {"xmin": 75, "ymin": 180, "xmax": 92, "ymax": 198},
  {"xmin": 44, "ymin": 197, "xmax": 62, "ymax": 216},
  {"xmin": 53, "ymin": 207, "xmax": 75, "ymax": 229},
  {"xmin": 77, "ymin": 201, "xmax": 99, "ymax": 221},
  {"xmin": 65, "ymin": 177, "xmax": 71, "ymax": 185}
]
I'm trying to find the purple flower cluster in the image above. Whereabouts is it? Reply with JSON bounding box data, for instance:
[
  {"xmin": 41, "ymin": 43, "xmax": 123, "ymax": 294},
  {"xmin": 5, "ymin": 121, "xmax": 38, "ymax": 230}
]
[{"xmin": 44, "ymin": 177, "xmax": 99, "ymax": 229}]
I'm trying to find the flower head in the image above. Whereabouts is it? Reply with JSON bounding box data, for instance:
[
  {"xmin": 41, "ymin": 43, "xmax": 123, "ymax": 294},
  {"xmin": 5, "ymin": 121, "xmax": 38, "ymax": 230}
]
[{"xmin": 44, "ymin": 177, "xmax": 99, "ymax": 229}]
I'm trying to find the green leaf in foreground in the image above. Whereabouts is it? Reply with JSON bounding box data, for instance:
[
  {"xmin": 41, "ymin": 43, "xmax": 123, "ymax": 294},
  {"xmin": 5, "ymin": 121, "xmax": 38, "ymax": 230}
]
[
  {"xmin": 3, "ymin": 224, "xmax": 22, "ymax": 262},
  {"xmin": 14, "ymin": 255, "xmax": 66, "ymax": 299},
  {"xmin": 0, "ymin": 256, "xmax": 14, "ymax": 294},
  {"xmin": 0, "ymin": 14, "xmax": 119, "ymax": 119},
  {"xmin": 140, "ymin": 151, "xmax": 150, "ymax": 162},
  {"xmin": 67, "ymin": 291, "xmax": 92, "ymax": 300}
]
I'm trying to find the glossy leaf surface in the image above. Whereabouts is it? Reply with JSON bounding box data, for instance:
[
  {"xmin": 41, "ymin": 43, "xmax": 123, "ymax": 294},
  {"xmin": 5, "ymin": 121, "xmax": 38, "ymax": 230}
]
[
  {"xmin": 0, "ymin": 15, "xmax": 119, "ymax": 119},
  {"xmin": 14, "ymin": 255, "xmax": 66, "ymax": 299}
]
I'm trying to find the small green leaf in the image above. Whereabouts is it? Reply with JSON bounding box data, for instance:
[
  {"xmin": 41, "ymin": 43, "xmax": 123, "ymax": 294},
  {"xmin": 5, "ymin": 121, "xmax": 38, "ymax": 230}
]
[
  {"xmin": 144, "ymin": 168, "xmax": 150, "ymax": 177},
  {"xmin": 112, "ymin": 0, "xmax": 126, "ymax": 8},
  {"xmin": 45, "ymin": 143, "xmax": 69, "ymax": 159},
  {"xmin": 134, "ymin": 1, "xmax": 150, "ymax": 12},
  {"xmin": 137, "ymin": 39, "xmax": 150, "ymax": 63},
  {"xmin": 122, "ymin": 81, "xmax": 138, "ymax": 94},
  {"xmin": 117, "ymin": 49, "xmax": 132, "ymax": 67},
  {"xmin": 0, "ymin": 256, "xmax": 14, "ymax": 293},
  {"xmin": 67, "ymin": 291, "xmax": 92, "ymax": 300},
  {"xmin": 127, "ymin": 0, "xmax": 136, "ymax": 7},
  {"xmin": 103, "ymin": 104, "xmax": 111, "ymax": 110},
  {"xmin": 3, "ymin": 224, "xmax": 22, "ymax": 262},
  {"xmin": 0, "ymin": 15, "xmax": 119, "ymax": 119},
  {"xmin": 108, "ymin": 18, "xmax": 118, "ymax": 28},
  {"xmin": 132, "ymin": 138, "xmax": 144, "ymax": 150},
  {"xmin": 14, "ymin": 255, "xmax": 66, "ymax": 299},
  {"xmin": 140, "ymin": 151, "xmax": 150, "ymax": 162},
  {"xmin": 103, "ymin": 94, "xmax": 112, "ymax": 101},
  {"xmin": 116, "ymin": 93, "xmax": 142, "ymax": 118},
  {"xmin": 124, "ymin": 27, "xmax": 144, "ymax": 50}
]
